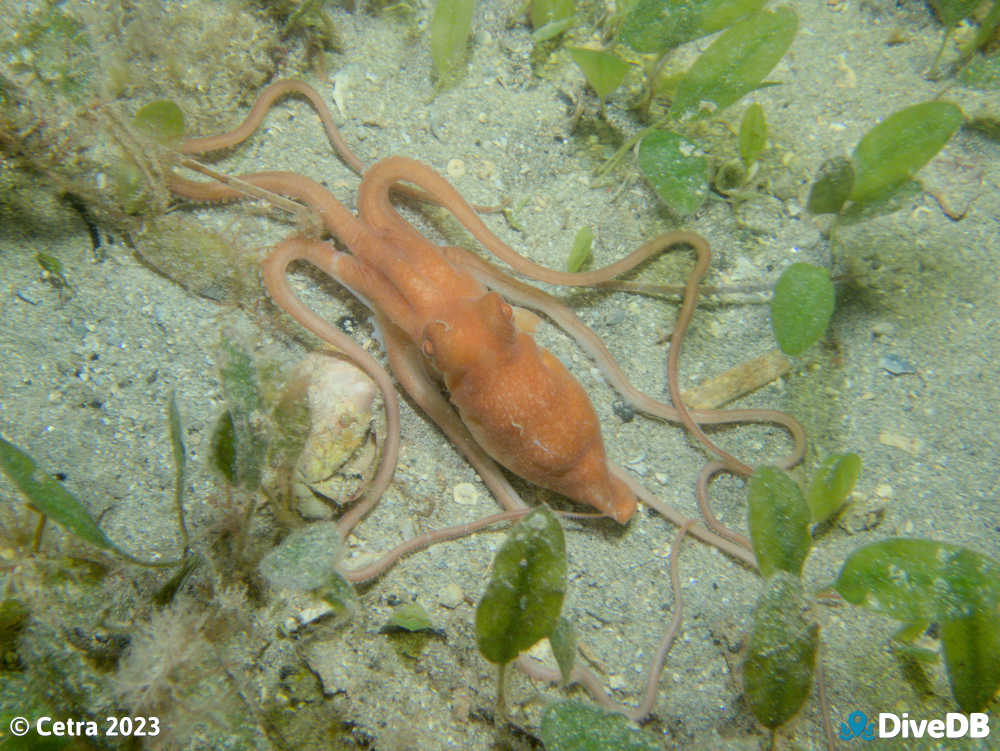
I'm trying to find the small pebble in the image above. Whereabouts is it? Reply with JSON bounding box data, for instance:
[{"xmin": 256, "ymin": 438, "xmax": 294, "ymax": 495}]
[
  {"xmin": 446, "ymin": 158, "xmax": 466, "ymax": 179},
  {"xmin": 603, "ymin": 308, "xmax": 626, "ymax": 326},
  {"xmin": 880, "ymin": 353, "xmax": 916, "ymax": 375},
  {"xmin": 398, "ymin": 516, "xmax": 416, "ymax": 541},
  {"xmin": 297, "ymin": 494, "xmax": 334, "ymax": 521},
  {"xmin": 439, "ymin": 582, "xmax": 464, "ymax": 609},
  {"xmin": 625, "ymin": 456, "xmax": 647, "ymax": 476},
  {"xmin": 453, "ymin": 482, "xmax": 479, "ymax": 505},
  {"xmin": 879, "ymin": 431, "xmax": 922, "ymax": 455},
  {"xmin": 612, "ymin": 399, "xmax": 635, "ymax": 423}
]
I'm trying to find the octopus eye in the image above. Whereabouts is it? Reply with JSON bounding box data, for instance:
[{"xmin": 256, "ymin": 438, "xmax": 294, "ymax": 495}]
[{"xmin": 483, "ymin": 291, "xmax": 512, "ymax": 319}]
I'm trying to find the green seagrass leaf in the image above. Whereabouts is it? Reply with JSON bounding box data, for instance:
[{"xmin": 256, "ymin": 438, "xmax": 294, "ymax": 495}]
[
  {"xmin": 770, "ymin": 263, "xmax": 834, "ymax": 356},
  {"xmin": 475, "ymin": 505, "xmax": 566, "ymax": 664},
  {"xmin": 133, "ymin": 100, "xmax": 185, "ymax": 145},
  {"xmin": 566, "ymin": 226, "xmax": 593, "ymax": 272},
  {"xmin": 531, "ymin": 0, "xmax": 575, "ymax": 30},
  {"xmin": 619, "ymin": 0, "xmax": 767, "ymax": 54},
  {"xmin": 215, "ymin": 337, "xmax": 269, "ymax": 490},
  {"xmin": 0, "ymin": 436, "xmax": 114, "ymax": 552},
  {"xmin": 747, "ymin": 466, "xmax": 811, "ymax": 578},
  {"xmin": 739, "ymin": 102, "xmax": 767, "ymax": 167},
  {"xmin": 928, "ymin": 0, "xmax": 981, "ymax": 27},
  {"xmin": 549, "ymin": 617, "xmax": 577, "ymax": 685},
  {"xmin": 806, "ymin": 452, "xmax": 861, "ymax": 523},
  {"xmin": 670, "ymin": 8, "xmax": 797, "ymax": 121},
  {"xmin": 388, "ymin": 602, "xmax": 436, "ymax": 633},
  {"xmin": 637, "ymin": 130, "xmax": 708, "ymax": 216},
  {"xmin": 836, "ymin": 538, "xmax": 1000, "ymax": 624},
  {"xmin": 743, "ymin": 573, "xmax": 819, "ymax": 728},
  {"xmin": 941, "ymin": 608, "xmax": 1000, "ymax": 712},
  {"xmin": 807, "ymin": 156, "xmax": 854, "ymax": 215},
  {"xmin": 837, "ymin": 538, "xmax": 1000, "ymax": 711},
  {"xmin": 541, "ymin": 699, "xmax": 660, "ymax": 751},
  {"xmin": 849, "ymin": 101, "xmax": 963, "ymax": 204},
  {"xmin": 567, "ymin": 47, "xmax": 630, "ymax": 100},
  {"xmin": 430, "ymin": 0, "xmax": 475, "ymax": 82}
]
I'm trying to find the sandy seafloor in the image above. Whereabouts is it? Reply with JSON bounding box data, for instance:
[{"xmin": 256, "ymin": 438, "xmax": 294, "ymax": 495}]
[{"xmin": 1, "ymin": 1, "xmax": 999, "ymax": 749}]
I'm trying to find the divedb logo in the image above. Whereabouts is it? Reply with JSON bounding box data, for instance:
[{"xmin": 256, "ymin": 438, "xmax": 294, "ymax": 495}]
[
  {"xmin": 880, "ymin": 712, "xmax": 990, "ymax": 740},
  {"xmin": 839, "ymin": 710, "xmax": 991, "ymax": 741}
]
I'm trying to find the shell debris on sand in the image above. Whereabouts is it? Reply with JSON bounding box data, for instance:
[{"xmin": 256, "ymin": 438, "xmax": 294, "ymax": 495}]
[{"xmin": 289, "ymin": 354, "xmax": 378, "ymax": 518}]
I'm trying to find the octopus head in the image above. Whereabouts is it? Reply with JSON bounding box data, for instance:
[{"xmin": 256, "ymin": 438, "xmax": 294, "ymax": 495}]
[{"xmin": 421, "ymin": 292, "xmax": 516, "ymax": 377}]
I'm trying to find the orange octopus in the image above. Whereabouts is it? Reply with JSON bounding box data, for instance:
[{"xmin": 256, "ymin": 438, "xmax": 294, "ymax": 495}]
[{"xmin": 167, "ymin": 80, "xmax": 806, "ymax": 578}]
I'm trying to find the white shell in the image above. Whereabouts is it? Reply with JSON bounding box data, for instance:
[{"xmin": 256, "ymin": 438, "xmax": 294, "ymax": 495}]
[{"xmin": 290, "ymin": 354, "xmax": 377, "ymax": 518}]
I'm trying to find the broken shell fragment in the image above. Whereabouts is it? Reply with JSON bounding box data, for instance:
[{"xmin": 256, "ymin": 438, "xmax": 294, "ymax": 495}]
[{"xmin": 286, "ymin": 354, "xmax": 378, "ymax": 518}]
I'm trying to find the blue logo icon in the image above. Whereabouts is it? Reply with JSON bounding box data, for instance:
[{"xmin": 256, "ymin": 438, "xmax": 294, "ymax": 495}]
[{"xmin": 840, "ymin": 711, "xmax": 876, "ymax": 741}]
